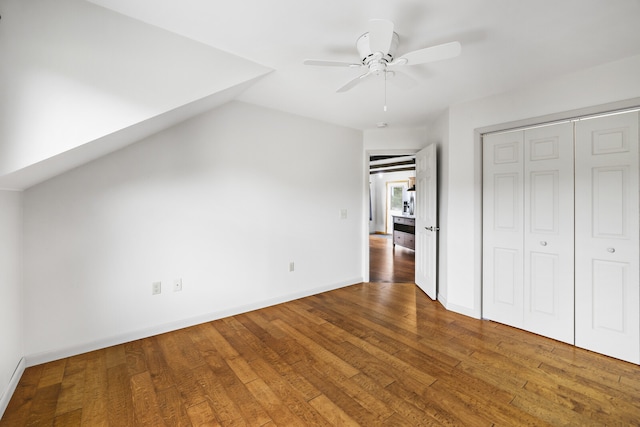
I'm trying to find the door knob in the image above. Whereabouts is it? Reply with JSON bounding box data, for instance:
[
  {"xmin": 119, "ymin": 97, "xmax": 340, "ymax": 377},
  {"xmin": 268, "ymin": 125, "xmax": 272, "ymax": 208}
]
[
  {"xmin": 540, "ymin": 241, "xmax": 547, "ymax": 246},
  {"xmin": 607, "ymin": 247, "xmax": 616, "ymax": 253},
  {"xmin": 425, "ymin": 226, "xmax": 440, "ymax": 231}
]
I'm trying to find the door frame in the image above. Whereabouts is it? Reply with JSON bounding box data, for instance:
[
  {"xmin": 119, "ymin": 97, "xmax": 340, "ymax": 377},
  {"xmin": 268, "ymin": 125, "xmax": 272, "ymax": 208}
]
[
  {"xmin": 363, "ymin": 149, "xmax": 418, "ymax": 283},
  {"xmin": 477, "ymin": 99, "xmax": 640, "ymax": 319}
]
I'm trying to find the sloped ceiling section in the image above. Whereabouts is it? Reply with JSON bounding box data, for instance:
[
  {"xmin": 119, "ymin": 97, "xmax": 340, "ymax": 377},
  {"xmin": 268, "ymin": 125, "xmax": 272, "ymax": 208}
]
[{"xmin": 0, "ymin": 0, "xmax": 271, "ymax": 190}]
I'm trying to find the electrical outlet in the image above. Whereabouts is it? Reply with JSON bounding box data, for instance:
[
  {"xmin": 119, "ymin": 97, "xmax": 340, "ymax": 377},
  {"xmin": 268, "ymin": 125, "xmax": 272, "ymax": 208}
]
[
  {"xmin": 152, "ymin": 281, "xmax": 161, "ymax": 295},
  {"xmin": 173, "ymin": 278, "xmax": 182, "ymax": 292},
  {"xmin": 289, "ymin": 262, "xmax": 295, "ymax": 272},
  {"xmin": 340, "ymin": 208, "xmax": 348, "ymax": 219}
]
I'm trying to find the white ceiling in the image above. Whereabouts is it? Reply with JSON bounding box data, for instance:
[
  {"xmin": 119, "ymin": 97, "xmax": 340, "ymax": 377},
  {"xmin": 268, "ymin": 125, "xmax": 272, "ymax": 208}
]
[
  {"xmin": 88, "ymin": 0, "xmax": 640, "ymax": 130},
  {"xmin": 1, "ymin": 0, "xmax": 639, "ymax": 190}
]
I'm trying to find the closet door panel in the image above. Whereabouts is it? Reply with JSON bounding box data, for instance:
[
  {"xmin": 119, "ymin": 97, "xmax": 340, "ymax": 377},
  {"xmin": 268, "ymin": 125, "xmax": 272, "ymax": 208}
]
[
  {"xmin": 523, "ymin": 123, "xmax": 574, "ymax": 344},
  {"xmin": 575, "ymin": 111, "xmax": 639, "ymax": 364},
  {"xmin": 483, "ymin": 132, "xmax": 524, "ymax": 328}
]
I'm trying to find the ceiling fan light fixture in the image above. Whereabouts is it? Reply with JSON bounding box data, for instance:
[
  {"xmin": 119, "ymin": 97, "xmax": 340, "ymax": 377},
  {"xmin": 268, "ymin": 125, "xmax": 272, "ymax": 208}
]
[{"xmin": 356, "ymin": 32, "xmax": 399, "ymax": 64}]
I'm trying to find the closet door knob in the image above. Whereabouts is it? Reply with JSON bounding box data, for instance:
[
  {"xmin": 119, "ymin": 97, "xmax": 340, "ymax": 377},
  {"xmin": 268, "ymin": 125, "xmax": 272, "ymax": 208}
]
[
  {"xmin": 607, "ymin": 247, "xmax": 616, "ymax": 253},
  {"xmin": 540, "ymin": 241, "xmax": 547, "ymax": 246}
]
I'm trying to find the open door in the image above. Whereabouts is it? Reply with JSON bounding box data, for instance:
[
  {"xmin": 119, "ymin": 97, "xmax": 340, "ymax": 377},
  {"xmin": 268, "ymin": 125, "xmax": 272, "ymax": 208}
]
[{"xmin": 415, "ymin": 144, "xmax": 438, "ymax": 299}]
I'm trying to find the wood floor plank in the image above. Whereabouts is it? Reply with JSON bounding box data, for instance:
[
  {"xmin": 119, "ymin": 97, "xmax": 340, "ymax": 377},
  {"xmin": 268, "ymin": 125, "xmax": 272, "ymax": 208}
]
[
  {"xmin": 185, "ymin": 400, "xmax": 221, "ymax": 427},
  {"xmin": 140, "ymin": 337, "xmax": 173, "ymax": 392},
  {"xmin": 350, "ymin": 373, "xmax": 440, "ymax": 427},
  {"xmin": 124, "ymin": 339, "xmax": 148, "ymax": 377},
  {"xmin": 130, "ymin": 371, "xmax": 167, "ymax": 426},
  {"xmin": 38, "ymin": 359, "xmax": 67, "ymax": 389},
  {"xmin": 4, "ymin": 282, "xmax": 640, "ymax": 426},
  {"xmin": 369, "ymin": 234, "xmax": 415, "ymax": 283},
  {"xmin": 80, "ymin": 351, "xmax": 109, "ymax": 427},
  {"xmin": 25, "ymin": 383, "xmax": 61, "ymax": 427},
  {"xmin": 248, "ymin": 357, "xmax": 330, "ymax": 426},
  {"xmin": 53, "ymin": 363, "xmax": 85, "ymax": 418},
  {"xmin": 185, "ymin": 365, "xmax": 245, "ymax": 426},
  {"xmin": 53, "ymin": 407, "xmax": 82, "ymax": 426},
  {"xmin": 243, "ymin": 378, "xmax": 304, "ymax": 426},
  {"xmin": 106, "ymin": 363, "xmax": 135, "ymax": 426},
  {"xmin": 226, "ymin": 312, "xmax": 322, "ymax": 402},
  {"xmin": 308, "ymin": 393, "xmax": 360, "ymax": 426},
  {"xmin": 0, "ymin": 365, "xmax": 43, "ymax": 427},
  {"xmin": 154, "ymin": 386, "xmax": 193, "ymax": 427}
]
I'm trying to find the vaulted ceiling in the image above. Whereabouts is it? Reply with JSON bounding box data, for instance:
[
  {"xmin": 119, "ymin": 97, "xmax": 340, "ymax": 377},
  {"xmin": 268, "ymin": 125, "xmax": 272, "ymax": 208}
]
[{"xmin": 2, "ymin": 0, "xmax": 639, "ymax": 189}]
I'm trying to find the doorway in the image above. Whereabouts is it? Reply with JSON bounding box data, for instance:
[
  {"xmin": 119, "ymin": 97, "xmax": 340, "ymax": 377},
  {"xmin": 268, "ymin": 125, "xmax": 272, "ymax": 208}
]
[{"xmin": 368, "ymin": 154, "xmax": 416, "ymax": 282}]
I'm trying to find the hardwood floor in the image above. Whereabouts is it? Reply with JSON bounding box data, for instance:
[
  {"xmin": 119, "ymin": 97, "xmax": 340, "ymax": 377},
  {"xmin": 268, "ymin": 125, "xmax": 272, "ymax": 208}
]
[
  {"xmin": 3, "ymin": 282, "xmax": 640, "ymax": 426},
  {"xmin": 369, "ymin": 234, "xmax": 415, "ymax": 283}
]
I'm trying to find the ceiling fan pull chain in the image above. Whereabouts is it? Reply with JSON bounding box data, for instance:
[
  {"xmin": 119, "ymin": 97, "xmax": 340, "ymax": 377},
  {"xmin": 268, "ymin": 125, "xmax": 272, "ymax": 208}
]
[{"xmin": 384, "ymin": 71, "xmax": 387, "ymax": 112}]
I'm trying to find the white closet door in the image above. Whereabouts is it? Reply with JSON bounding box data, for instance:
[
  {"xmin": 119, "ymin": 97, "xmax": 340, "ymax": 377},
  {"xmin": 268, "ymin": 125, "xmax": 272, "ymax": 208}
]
[
  {"xmin": 522, "ymin": 123, "xmax": 574, "ymax": 344},
  {"xmin": 483, "ymin": 132, "xmax": 524, "ymax": 328},
  {"xmin": 575, "ymin": 111, "xmax": 640, "ymax": 364}
]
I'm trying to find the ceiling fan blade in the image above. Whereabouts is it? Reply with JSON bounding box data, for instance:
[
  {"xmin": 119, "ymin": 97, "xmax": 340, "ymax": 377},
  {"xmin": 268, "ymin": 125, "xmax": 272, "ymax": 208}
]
[
  {"xmin": 304, "ymin": 59, "xmax": 361, "ymax": 68},
  {"xmin": 397, "ymin": 41, "xmax": 461, "ymax": 65},
  {"xmin": 368, "ymin": 19, "xmax": 394, "ymax": 54},
  {"xmin": 336, "ymin": 72, "xmax": 372, "ymax": 93}
]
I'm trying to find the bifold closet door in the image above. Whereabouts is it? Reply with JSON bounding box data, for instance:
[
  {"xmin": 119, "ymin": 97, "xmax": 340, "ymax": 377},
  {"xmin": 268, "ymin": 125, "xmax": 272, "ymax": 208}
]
[
  {"xmin": 575, "ymin": 111, "xmax": 640, "ymax": 364},
  {"xmin": 483, "ymin": 132, "xmax": 524, "ymax": 328},
  {"xmin": 522, "ymin": 123, "xmax": 574, "ymax": 344},
  {"xmin": 483, "ymin": 123, "xmax": 574, "ymax": 343}
]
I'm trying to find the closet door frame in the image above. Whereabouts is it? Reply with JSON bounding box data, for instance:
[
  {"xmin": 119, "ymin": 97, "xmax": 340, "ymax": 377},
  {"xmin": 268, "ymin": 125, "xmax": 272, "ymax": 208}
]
[{"xmin": 479, "ymin": 100, "xmax": 640, "ymax": 363}]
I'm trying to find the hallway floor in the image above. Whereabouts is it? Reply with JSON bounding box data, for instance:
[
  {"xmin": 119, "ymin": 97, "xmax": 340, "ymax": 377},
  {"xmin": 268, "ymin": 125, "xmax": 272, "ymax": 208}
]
[{"xmin": 369, "ymin": 234, "xmax": 415, "ymax": 283}]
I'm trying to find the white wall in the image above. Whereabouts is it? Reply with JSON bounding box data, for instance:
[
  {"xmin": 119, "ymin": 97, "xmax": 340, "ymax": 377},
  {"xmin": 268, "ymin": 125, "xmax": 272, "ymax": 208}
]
[
  {"xmin": 0, "ymin": 191, "xmax": 23, "ymax": 416},
  {"xmin": 437, "ymin": 53, "xmax": 640, "ymax": 318},
  {"xmin": 22, "ymin": 101, "xmax": 363, "ymax": 363},
  {"xmin": 363, "ymin": 127, "xmax": 427, "ymax": 152},
  {"xmin": 0, "ymin": 0, "xmax": 268, "ymax": 177}
]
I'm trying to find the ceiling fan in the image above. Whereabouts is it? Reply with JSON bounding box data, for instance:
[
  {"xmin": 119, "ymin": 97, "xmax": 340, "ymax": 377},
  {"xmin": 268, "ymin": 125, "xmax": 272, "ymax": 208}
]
[{"xmin": 304, "ymin": 19, "xmax": 461, "ymax": 93}]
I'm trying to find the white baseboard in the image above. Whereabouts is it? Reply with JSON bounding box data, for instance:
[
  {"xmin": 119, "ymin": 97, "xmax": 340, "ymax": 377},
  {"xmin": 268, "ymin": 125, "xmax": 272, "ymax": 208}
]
[
  {"xmin": 438, "ymin": 292, "xmax": 481, "ymax": 319},
  {"xmin": 25, "ymin": 277, "xmax": 362, "ymax": 367},
  {"xmin": 0, "ymin": 357, "xmax": 26, "ymax": 419}
]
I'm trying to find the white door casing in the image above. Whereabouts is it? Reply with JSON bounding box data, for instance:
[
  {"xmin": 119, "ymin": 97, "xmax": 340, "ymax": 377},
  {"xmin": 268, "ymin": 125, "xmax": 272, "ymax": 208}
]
[
  {"xmin": 522, "ymin": 123, "xmax": 574, "ymax": 344},
  {"xmin": 415, "ymin": 144, "xmax": 438, "ymax": 299},
  {"xmin": 575, "ymin": 111, "xmax": 640, "ymax": 364}
]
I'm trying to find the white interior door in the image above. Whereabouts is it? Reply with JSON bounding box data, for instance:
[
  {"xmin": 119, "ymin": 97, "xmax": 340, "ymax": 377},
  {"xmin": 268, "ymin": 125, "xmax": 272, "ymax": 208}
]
[
  {"xmin": 482, "ymin": 132, "xmax": 524, "ymax": 328},
  {"xmin": 415, "ymin": 144, "xmax": 437, "ymax": 299},
  {"xmin": 522, "ymin": 123, "xmax": 574, "ymax": 344},
  {"xmin": 575, "ymin": 111, "xmax": 640, "ymax": 364}
]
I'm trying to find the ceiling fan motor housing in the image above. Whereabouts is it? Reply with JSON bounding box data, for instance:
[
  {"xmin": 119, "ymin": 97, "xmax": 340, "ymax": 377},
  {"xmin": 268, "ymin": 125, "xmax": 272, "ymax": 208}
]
[{"xmin": 357, "ymin": 32, "xmax": 399, "ymax": 66}]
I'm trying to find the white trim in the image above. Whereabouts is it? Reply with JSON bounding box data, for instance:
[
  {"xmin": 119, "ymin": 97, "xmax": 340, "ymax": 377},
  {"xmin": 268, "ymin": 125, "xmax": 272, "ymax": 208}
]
[
  {"xmin": 440, "ymin": 296, "xmax": 480, "ymax": 319},
  {"xmin": 25, "ymin": 278, "xmax": 362, "ymax": 367},
  {"xmin": 482, "ymin": 107, "xmax": 640, "ymax": 137},
  {"xmin": 478, "ymin": 97, "xmax": 640, "ymax": 137},
  {"xmin": 0, "ymin": 357, "xmax": 26, "ymax": 419}
]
